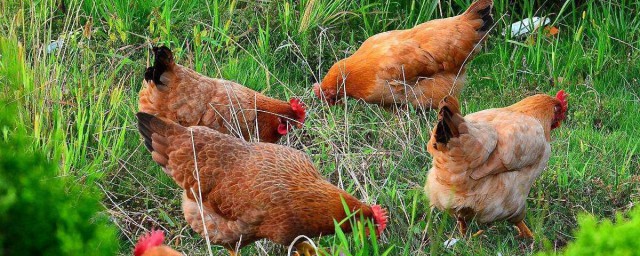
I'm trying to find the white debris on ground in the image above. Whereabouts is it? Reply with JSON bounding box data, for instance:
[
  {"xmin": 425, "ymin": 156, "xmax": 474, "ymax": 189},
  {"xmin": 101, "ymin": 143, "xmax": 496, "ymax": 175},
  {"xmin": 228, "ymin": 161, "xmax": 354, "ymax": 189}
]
[
  {"xmin": 46, "ymin": 39, "xmax": 64, "ymax": 53},
  {"xmin": 443, "ymin": 238, "xmax": 459, "ymax": 249},
  {"xmin": 505, "ymin": 17, "xmax": 551, "ymax": 37}
]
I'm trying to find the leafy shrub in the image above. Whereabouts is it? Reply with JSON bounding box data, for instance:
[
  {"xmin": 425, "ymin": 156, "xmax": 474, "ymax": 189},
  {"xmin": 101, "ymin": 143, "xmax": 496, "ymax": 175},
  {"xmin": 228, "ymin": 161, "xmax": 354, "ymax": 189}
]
[
  {"xmin": 0, "ymin": 37, "xmax": 119, "ymax": 255},
  {"xmin": 0, "ymin": 135, "xmax": 120, "ymax": 255},
  {"xmin": 539, "ymin": 207, "xmax": 640, "ymax": 256}
]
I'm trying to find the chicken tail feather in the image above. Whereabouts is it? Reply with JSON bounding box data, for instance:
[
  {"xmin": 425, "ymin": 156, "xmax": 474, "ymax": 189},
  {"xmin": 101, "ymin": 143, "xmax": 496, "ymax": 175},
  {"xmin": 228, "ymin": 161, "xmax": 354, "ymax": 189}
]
[
  {"xmin": 137, "ymin": 112, "xmax": 186, "ymax": 167},
  {"xmin": 462, "ymin": 0, "xmax": 494, "ymax": 34},
  {"xmin": 137, "ymin": 112, "xmax": 166, "ymax": 151},
  {"xmin": 434, "ymin": 96, "xmax": 465, "ymax": 145},
  {"xmin": 144, "ymin": 46, "xmax": 175, "ymax": 87}
]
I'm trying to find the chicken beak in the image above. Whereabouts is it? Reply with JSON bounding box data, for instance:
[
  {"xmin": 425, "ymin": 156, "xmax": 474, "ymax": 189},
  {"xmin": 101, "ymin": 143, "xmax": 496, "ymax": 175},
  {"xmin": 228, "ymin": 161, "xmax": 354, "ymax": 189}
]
[
  {"xmin": 313, "ymin": 83, "xmax": 322, "ymax": 99},
  {"xmin": 313, "ymin": 83, "xmax": 338, "ymax": 106}
]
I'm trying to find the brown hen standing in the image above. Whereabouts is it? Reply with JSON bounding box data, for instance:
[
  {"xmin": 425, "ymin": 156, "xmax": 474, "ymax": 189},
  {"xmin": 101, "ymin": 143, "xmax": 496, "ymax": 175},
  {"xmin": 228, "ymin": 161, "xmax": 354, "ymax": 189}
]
[
  {"xmin": 139, "ymin": 46, "xmax": 306, "ymax": 143},
  {"xmin": 313, "ymin": 0, "xmax": 493, "ymax": 109},
  {"xmin": 425, "ymin": 90, "xmax": 568, "ymax": 238},
  {"xmin": 136, "ymin": 113, "xmax": 388, "ymax": 256}
]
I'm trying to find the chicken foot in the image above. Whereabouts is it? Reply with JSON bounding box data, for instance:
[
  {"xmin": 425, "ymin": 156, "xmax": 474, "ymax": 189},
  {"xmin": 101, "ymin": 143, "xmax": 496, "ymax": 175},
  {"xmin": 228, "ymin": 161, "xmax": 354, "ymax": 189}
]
[
  {"xmin": 456, "ymin": 217, "xmax": 467, "ymax": 236},
  {"xmin": 457, "ymin": 217, "xmax": 485, "ymax": 238},
  {"xmin": 225, "ymin": 246, "xmax": 238, "ymax": 256},
  {"xmin": 515, "ymin": 220, "xmax": 534, "ymax": 239},
  {"xmin": 294, "ymin": 241, "xmax": 318, "ymax": 256}
]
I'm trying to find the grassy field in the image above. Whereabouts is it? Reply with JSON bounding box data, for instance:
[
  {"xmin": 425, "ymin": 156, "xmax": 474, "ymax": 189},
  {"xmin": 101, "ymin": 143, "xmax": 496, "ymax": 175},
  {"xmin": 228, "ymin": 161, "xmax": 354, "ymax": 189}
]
[{"xmin": 1, "ymin": 0, "xmax": 639, "ymax": 255}]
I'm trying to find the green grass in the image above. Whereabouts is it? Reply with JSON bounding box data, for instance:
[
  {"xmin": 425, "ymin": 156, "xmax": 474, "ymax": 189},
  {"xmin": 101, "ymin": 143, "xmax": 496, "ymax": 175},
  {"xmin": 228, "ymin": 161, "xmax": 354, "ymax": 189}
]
[{"xmin": 1, "ymin": 0, "xmax": 639, "ymax": 255}]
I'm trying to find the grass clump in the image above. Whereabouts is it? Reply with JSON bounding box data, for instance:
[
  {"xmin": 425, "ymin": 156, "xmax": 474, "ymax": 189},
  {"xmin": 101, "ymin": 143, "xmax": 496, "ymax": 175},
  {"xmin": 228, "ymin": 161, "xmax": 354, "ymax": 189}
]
[{"xmin": 0, "ymin": 36, "xmax": 119, "ymax": 256}]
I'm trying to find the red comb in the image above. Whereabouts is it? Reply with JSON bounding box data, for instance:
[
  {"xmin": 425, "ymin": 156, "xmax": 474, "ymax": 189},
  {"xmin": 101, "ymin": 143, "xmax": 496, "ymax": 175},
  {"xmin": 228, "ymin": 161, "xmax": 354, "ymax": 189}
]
[
  {"xmin": 134, "ymin": 230, "xmax": 165, "ymax": 256},
  {"xmin": 556, "ymin": 90, "xmax": 568, "ymax": 111},
  {"xmin": 289, "ymin": 98, "xmax": 307, "ymax": 123},
  {"xmin": 371, "ymin": 205, "xmax": 388, "ymax": 237}
]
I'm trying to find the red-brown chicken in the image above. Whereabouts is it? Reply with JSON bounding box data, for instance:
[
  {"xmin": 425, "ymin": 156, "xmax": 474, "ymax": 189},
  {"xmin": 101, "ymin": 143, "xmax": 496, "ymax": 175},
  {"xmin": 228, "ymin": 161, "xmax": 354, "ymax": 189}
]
[
  {"xmin": 134, "ymin": 230, "xmax": 182, "ymax": 256},
  {"xmin": 136, "ymin": 112, "xmax": 388, "ymax": 256},
  {"xmin": 425, "ymin": 90, "xmax": 568, "ymax": 238},
  {"xmin": 139, "ymin": 46, "xmax": 306, "ymax": 143},
  {"xmin": 313, "ymin": 0, "xmax": 493, "ymax": 109}
]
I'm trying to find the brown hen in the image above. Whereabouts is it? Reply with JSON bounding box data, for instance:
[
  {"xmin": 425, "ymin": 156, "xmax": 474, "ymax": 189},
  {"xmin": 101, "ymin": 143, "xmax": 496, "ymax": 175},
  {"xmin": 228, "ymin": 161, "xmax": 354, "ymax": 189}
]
[
  {"xmin": 136, "ymin": 112, "xmax": 388, "ymax": 255},
  {"xmin": 313, "ymin": 0, "xmax": 493, "ymax": 109},
  {"xmin": 425, "ymin": 90, "xmax": 568, "ymax": 238},
  {"xmin": 139, "ymin": 46, "xmax": 306, "ymax": 143}
]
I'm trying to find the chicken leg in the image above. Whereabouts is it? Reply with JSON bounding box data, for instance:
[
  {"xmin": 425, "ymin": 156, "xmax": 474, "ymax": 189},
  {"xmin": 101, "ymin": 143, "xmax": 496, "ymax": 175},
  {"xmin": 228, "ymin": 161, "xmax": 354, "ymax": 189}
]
[
  {"xmin": 515, "ymin": 220, "xmax": 534, "ymax": 239},
  {"xmin": 294, "ymin": 241, "xmax": 317, "ymax": 256},
  {"xmin": 225, "ymin": 246, "xmax": 238, "ymax": 256},
  {"xmin": 457, "ymin": 217, "xmax": 467, "ymax": 236}
]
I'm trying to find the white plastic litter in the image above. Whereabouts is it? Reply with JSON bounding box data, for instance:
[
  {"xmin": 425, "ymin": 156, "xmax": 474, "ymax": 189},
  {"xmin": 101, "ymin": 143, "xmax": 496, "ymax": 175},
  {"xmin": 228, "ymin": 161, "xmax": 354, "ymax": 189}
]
[
  {"xmin": 505, "ymin": 17, "xmax": 551, "ymax": 37},
  {"xmin": 46, "ymin": 39, "xmax": 64, "ymax": 53},
  {"xmin": 444, "ymin": 238, "xmax": 459, "ymax": 249}
]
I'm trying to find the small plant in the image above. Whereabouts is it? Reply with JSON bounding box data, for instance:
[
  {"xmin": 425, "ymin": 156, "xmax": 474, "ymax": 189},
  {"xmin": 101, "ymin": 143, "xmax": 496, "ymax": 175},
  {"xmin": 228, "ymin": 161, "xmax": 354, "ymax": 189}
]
[
  {"xmin": 316, "ymin": 199, "xmax": 394, "ymax": 256},
  {"xmin": 539, "ymin": 207, "xmax": 640, "ymax": 256}
]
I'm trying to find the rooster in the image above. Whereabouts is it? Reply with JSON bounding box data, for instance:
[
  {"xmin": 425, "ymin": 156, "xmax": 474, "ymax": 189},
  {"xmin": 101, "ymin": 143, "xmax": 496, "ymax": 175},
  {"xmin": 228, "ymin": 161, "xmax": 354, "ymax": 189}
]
[
  {"xmin": 425, "ymin": 90, "xmax": 568, "ymax": 238},
  {"xmin": 136, "ymin": 112, "xmax": 388, "ymax": 256},
  {"xmin": 139, "ymin": 46, "xmax": 306, "ymax": 143},
  {"xmin": 133, "ymin": 230, "xmax": 181, "ymax": 256},
  {"xmin": 313, "ymin": 0, "xmax": 493, "ymax": 109}
]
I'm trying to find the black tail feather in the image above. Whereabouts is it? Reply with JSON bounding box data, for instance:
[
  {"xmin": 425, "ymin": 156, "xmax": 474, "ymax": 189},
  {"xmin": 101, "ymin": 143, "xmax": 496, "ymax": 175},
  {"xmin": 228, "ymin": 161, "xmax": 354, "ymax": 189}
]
[
  {"xmin": 137, "ymin": 112, "xmax": 186, "ymax": 168},
  {"xmin": 464, "ymin": 0, "xmax": 494, "ymax": 34},
  {"xmin": 144, "ymin": 46, "xmax": 174, "ymax": 86},
  {"xmin": 478, "ymin": 6, "xmax": 494, "ymax": 33},
  {"xmin": 435, "ymin": 108, "xmax": 458, "ymax": 145},
  {"xmin": 143, "ymin": 67, "xmax": 155, "ymax": 83},
  {"xmin": 434, "ymin": 97, "xmax": 463, "ymax": 146},
  {"xmin": 137, "ymin": 112, "xmax": 157, "ymax": 152}
]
